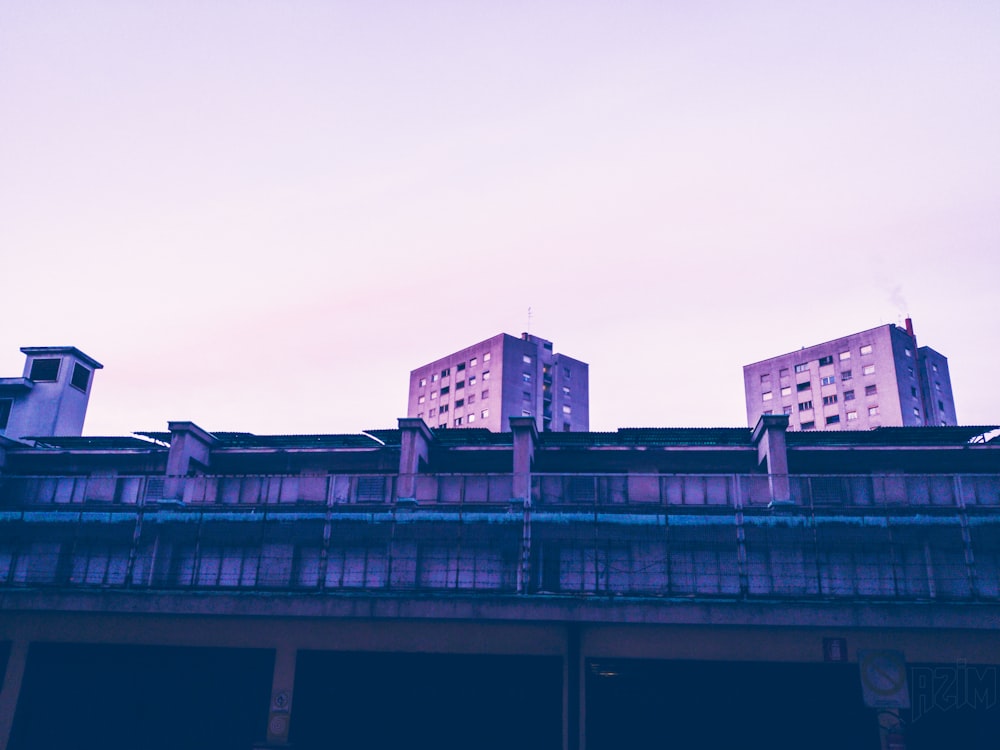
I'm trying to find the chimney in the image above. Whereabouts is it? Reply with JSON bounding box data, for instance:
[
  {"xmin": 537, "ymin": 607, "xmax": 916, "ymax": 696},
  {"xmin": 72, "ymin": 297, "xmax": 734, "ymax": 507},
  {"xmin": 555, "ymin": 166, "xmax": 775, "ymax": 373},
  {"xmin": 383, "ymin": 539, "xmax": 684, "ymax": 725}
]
[{"xmin": 904, "ymin": 317, "xmax": 915, "ymax": 338}]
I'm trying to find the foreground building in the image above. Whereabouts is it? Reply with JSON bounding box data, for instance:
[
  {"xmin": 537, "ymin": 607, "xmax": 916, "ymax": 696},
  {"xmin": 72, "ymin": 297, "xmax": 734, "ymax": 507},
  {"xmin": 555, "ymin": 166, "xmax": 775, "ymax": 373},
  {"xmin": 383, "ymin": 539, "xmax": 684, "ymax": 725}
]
[
  {"xmin": 407, "ymin": 332, "xmax": 589, "ymax": 432},
  {"xmin": 1, "ymin": 346, "xmax": 999, "ymax": 749},
  {"xmin": 743, "ymin": 319, "xmax": 957, "ymax": 431}
]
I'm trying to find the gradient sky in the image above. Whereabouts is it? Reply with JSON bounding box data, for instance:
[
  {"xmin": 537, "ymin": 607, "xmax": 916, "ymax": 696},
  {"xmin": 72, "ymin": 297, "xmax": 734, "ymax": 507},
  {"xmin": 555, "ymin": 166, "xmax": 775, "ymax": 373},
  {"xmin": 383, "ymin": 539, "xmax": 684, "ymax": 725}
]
[{"xmin": 2, "ymin": 2, "xmax": 998, "ymax": 435}]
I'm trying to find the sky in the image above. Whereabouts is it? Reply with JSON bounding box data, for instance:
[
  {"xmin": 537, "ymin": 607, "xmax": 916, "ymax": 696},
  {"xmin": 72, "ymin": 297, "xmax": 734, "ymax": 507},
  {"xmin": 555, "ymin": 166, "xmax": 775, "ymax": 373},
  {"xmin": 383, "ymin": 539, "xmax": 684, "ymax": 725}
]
[{"xmin": 2, "ymin": 1, "xmax": 998, "ymax": 436}]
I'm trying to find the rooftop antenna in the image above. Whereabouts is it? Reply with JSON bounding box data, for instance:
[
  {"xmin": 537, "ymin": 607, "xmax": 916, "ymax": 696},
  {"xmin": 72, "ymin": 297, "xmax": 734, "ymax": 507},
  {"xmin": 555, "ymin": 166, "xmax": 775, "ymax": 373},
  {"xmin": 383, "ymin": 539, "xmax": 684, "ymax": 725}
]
[{"xmin": 527, "ymin": 306, "xmax": 533, "ymax": 336}]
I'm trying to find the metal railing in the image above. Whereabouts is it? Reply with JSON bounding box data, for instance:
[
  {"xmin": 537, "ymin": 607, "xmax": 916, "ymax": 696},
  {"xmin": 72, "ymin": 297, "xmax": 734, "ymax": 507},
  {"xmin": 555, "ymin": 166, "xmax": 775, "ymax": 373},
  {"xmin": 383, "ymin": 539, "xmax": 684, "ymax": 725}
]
[{"xmin": 0, "ymin": 471, "xmax": 998, "ymax": 601}]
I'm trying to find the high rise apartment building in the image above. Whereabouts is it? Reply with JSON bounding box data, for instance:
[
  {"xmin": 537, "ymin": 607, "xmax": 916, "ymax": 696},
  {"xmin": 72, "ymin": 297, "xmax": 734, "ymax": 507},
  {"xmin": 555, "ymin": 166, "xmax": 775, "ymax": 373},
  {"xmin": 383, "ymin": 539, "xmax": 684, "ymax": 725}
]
[
  {"xmin": 407, "ymin": 333, "xmax": 589, "ymax": 432},
  {"xmin": 743, "ymin": 320, "xmax": 957, "ymax": 431}
]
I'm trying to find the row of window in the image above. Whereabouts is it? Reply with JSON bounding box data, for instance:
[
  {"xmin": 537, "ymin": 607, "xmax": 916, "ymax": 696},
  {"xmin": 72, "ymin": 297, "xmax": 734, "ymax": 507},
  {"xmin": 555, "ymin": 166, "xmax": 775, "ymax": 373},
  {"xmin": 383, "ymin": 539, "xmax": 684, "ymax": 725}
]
[
  {"xmin": 420, "ymin": 389, "xmax": 491, "ymax": 406},
  {"xmin": 418, "ymin": 353, "xmax": 493, "ymax": 387},
  {"xmin": 416, "ymin": 408, "xmax": 492, "ymax": 426},
  {"xmin": 762, "ymin": 367, "xmax": 878, "ymax": 403}
]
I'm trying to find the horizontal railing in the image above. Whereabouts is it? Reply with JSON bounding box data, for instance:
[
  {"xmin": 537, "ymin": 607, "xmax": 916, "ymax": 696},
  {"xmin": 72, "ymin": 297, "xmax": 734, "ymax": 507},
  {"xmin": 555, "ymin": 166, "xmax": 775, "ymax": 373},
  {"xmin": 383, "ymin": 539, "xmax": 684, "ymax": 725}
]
[
  {"xmin": 0, "ymin": 500, "xmax": 998, "ymax": 601},
  {"xmin": 1, "ymin": 473, "xmax": 998, "ymax": 509}
]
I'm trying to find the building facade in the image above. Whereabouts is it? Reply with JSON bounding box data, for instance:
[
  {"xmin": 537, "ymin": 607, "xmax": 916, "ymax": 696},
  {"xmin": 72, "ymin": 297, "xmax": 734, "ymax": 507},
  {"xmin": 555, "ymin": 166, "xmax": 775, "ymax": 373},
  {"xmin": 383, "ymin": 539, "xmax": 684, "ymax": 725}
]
[
  {"xmin": 407, "ymin": 333, "xmax": 589, "ymax": 433},
  {"xmin": 743, "ymin": 319, "xmax": 957, "ymax": 431}
]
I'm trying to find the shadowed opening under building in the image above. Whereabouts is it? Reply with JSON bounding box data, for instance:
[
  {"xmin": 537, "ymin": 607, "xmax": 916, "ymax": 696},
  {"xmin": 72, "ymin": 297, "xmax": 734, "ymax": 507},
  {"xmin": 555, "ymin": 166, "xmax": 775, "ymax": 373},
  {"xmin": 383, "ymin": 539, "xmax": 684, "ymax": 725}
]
[
  {"xmin": 291, "ymin": 651, "xmax": 563, "ymax": 750},
  {"xmin": 8, "ymin": 643, "xmax": 273, "ymax": 750}
]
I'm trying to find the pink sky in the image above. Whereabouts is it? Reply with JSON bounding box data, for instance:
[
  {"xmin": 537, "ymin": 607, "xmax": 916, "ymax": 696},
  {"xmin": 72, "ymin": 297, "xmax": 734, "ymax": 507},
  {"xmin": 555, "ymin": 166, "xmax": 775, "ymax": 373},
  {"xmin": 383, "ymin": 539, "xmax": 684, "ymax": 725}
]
[{"xmin": 2, "ymin": 2, "xmax": 998, "ymax": 435}]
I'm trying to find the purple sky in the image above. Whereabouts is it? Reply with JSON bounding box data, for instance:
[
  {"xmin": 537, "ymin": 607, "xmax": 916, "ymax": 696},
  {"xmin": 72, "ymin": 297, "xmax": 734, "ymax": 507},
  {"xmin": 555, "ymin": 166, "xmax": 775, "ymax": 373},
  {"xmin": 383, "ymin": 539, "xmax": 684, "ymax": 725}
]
[{"xmin": 2, "ymin": 2, "xmax": 998, "ymax": 435}]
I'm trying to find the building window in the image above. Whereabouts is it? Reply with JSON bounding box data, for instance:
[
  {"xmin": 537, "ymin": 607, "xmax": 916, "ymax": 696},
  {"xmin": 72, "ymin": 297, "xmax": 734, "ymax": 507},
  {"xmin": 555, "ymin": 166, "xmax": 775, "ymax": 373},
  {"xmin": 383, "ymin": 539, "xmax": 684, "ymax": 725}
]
[
  {"xmin": 563, "ymin": 423, "xmax": 572, "ymax": 432},
  {"xmin": 780, "ymin": 386, "xmax": 791, "ymax": 396},
  {"xmin": 523, "ymin": 355, "xmax": 532, "ymax": 364},
  {"xmin": 419, "ymin": 377, "xmax": 427, "ymax": 387},
  {"xmin": 29, "ymin": 358, "xmax": 60, "ymax": 382},
  {"xmin": 455, "ymin": 399, "xmax": 464, "ymax": 408},
  {"xmin": 826, "ymin": 415, "xmax": 840, "ymax": 425},
  {"xmin": 70, "ymin": 364, "xmax": 91, "ymax": 392},
  {"xmin": 865, "ymin": 385, "xmax": 877, "ymax": 396},
  {"xmin": 839, "ymin": 351, "xmax": 851, "ymax": 361},
  {"xmin": 798, "ymin": 401, "xmax": 813, "ymax": 411},
  {"xmin": 935, "ymin": 382, "xmax": 941, "ymax": 391},
  {"xmin": 563, "ymin": 367, "xmax": 571, "ymax": 378},
  {"xmin": 796, "ymin": 382, "xmax": 810, "ymax": 392},
  {"xmin": 907, "ymin": 367, "xmax": 914, "ymax": 377},
  {"xmin": 819, "ymin": 355, "xmax": 834, "ymax": 366},
  {"xmin": 521, "ymin": 409, "xmax": 532, "ymax": 417},
  {"xmin": 794, "ymin": 363, "xmax": 808, "ymax": 374},
  {"xmin": 0, "ymin": 399, "xmax": 11, "ymax": 430},
  {"xmin": 847, "ymin": 411, "xmax": 858, "ymax": 421},
  {"xmin": 439, "ymin": 405, "xmax": 449, "ymax": 414},
  {"xmin": 762, "ymin": 391, "xmax": 773, "ymax": 402},
  {"xmin": 430, "ymin": 391, "xmax": 438, "ymax": 400},
  {"xmin": 432, "ymin": 373, "xmax": 439, "ymax": 382},
  {"xmin": 904, "ymin": 348, "xmax": 912, "ymax": 357},
  {"xmin": 456, "ymin": 380, "xmax": 465, "ymax": 390},
  {"xmin": 762, "ymin": 410, "xmax": 772, "ymax": 416},
  {"xmin": 862, "ymin": 364, "xmax": 875, "ymax": 376},
  {"xmin": 416, "ymin": 412, "xmax": 423, "ymax": 419},
  {"xmin": 779, "ymin": 368, "xmax": 789, "ymax": 378},
  {"xmin": 782, "ymin": 406, "xmax": 792, "ymax": 415},
  {"xmin": 823, "ymin": 395, "xmax": 838, "ymax": 406},
  {"xmin": 469, "ymin": 376, "xmax": 477, "ymax": 386},
  {"xmin": 868, "ymin": 406, "xmax": 879, "ymax": 416},
  {"xmin": 470, "ymin": 357, "xmax": 477, "ymax": 367},
  {"xmin": 441, "ymin": 368, "xmax": 450, "ymax": 377},
  {"xmin": 481, "ymin": 409, "xmax": 489, "ymax": 419},
  {"xmin": 483, "ymin": 352, "xmax": 491, "ymax": 362},
  {"xmin": 820, "ymin": 376, "xmax": 835, "ymax": 386},
  {"xmin": 913, "ymin": 407, "xmax": 920, "ymax": 417},
  {"xmin": 468, "ymin": 413, "xmax": 476, "ymax": 423},
  {"xmin": 482, "ymin": 371, "xmax": 490, "ymax": 381},
  {"xmin": 841, "ymin": 370, "xmax": 852, "ymax": 381},
  {"xmin": 938, "ymin": 400, "xmax": 944, "ymax": 411},
  {"xmin": 562, "ymin": 386, "xmax": 571, "ymax": 396},
  {"xmin": 844, "ymin": 390, "xmax": 855, "ymax": 401},
  {"xmin": 440, "ymin": 386, "xmax": 450, "ymax": 395},
  {"xmin": 523, "ymin": 391, "xmax": 531, "ymax": 401},
  {"xmin": 467, "ymin": 393, "xmax": 476, "ymax": 404},
  {"xmin": 418, "ymin": 396, "xmax": 426, "ymax": 404},
  {"xmin": 481, "ymin": 390, "xmax": 489, "ymax": 400},
  {"xmin": 801, "ymin": 421, "xmax": 815, "ymax": 430},
  {"xmin": 911, "ymin": 386, "xmax": 917, "ymax": 397},
  {"xmin": 932, "ymin": 363, "xmax": 938, "ymax": 373},
  {"xmin": 860, "ymin": 344, "xmax": 873, "ymax": 355},
  {"xmin": 454, "ymin": 417, "xmax": 463, "ymax": 426},
  {"xmin": 522, "ymin": 373, "xmax": 532, "ymax": 383},
  {"xmin": 457, "ymin": 362, "xmax": 466, "ymax": 371},
  {"xmin": 562, "ymin": 405, "xmax": 571, "ymax": 414},
  {"xmin": 760, "ymin": 373, "xmax": 771, "ymax": 384}
]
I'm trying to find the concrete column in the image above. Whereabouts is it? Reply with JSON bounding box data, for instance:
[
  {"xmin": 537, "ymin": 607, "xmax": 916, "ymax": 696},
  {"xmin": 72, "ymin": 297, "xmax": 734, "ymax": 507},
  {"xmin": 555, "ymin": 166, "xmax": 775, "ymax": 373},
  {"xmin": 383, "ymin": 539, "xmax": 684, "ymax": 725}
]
[
  {"xmin": 510, "ymin": 416, "xmax": 538, "ymax": 502},
  {"xmin": 563, "ymin": 625, "xmax": 584, "ymax": 750},
  {"xmin": 164, "ymin": 421, "xmax": 217, "ymax": 500},
  {"xmin": 0, "ymin": 640, "xmax": 29, "ymax": 750},
  {"xmin": 261, "ymin": 645, "xmax": 297, "ymax": 748},
  {"xmin": 752, "ymin": 414, "xmax": 791, "ymax": 503},
  {"xmin": 396, "ymin": 418, "xmax": 433, "ymax": 502}
]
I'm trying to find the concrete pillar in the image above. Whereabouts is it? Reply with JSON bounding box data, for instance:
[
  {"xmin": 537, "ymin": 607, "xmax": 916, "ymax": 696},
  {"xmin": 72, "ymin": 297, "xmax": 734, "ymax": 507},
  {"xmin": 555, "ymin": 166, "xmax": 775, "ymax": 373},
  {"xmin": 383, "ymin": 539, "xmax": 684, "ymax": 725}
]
[
  {"xmin": 510, "ymin": 416, "xmax": 538, "ymax": 502},
  {"xmin": 0, "ymin": 640, "xmax": 29, "ymax": 750},
  {"xmin": 752, "ymin": 414, "xmax": 791, "ymax": 503},
  {"xmin": 261, "ymin": 645, "xmax": 297, "ymax": 748},
  {"xmin": 563, "ymin": 625, "xmax": 584, "ymax": 750},
  {"xmin": 396, "ymin": 418, "xmax": 434, "ymax": 502},
  {"xmin": 164, "ymin": 421, "xmax": 217, "ymax": 500}
]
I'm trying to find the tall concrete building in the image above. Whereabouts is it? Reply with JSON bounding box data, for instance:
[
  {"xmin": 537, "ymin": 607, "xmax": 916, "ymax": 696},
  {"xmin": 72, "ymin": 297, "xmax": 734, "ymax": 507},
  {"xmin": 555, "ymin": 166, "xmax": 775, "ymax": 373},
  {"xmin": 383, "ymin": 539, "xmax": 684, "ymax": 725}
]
[
  {"xmin": 744, "ymin": 319, "xmax": 957, "ymax": 431},
  {"xmin": 407, "ymin": 333, "xmax": 589, "ymax": 432}
]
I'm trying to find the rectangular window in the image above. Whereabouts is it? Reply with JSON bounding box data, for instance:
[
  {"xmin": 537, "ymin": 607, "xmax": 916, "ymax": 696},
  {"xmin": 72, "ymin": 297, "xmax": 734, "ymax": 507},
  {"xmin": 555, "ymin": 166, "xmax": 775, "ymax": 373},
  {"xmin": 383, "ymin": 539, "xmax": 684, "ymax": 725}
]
[
  {"xmin": 839, "ymin": 351, "xmax": 851, "ymax": 361},
  {"xmin": 440, "ymin": 386, "xmax": 450, "ymax": 395},
  {"xmin": 455, "ymin": 399, "xmax": 464, "ymax": 408},
  {"xmin": 826, "ymin": 415, "xmax": 840, "ymax": 425},
  {"xmin": 523, "ymin": 391, "xmax": 531, "ymax": 401},
  {"xmin": 780, "ymin": 386, "xmax": 791, "ymax": 396},
  {"xmin": 819, "ymin": 355, "xmax": 834, "ymax": 366},
  {"xmin": 913, "ymin": 407, "xmax": 920, "ymax": 416},
  {"xmin": 441, "ymin": 368, "xmax": 450, "ymax": 377},
  {"xmin": 470, "ymin": 357, "xmax": 477, "ymax": 367},
  {"xmin": 483, "ymin": 352, "xmax": 491, "ymax": 362},
  {"xmin": 29, "ymin": 358, "xmax": 60, "ymax": 382},
  {"xmin": 938, "ymin": 400, "xmax": 944, "ymax": 410},
  {"xmin": 904, "ymin": 347, "xmax": 912, "ymax": 357},
  {"xmin": 467, "ymin": 413, "xmax": 476, "ymax": 423},
  {"xmin": 416, "ymin": 412, "xmax": 423, "ymax": 419},
  {"xmin": 820, "ymin": 376, "xmax": 835, "ymax": 386},
  {"xmin": 454, "ymin": 417, "xmax": 463, "ymax": 426},
  {"xmin": 562, "ymin": 386, "xmax": 571, "ymax": 396},
  {"xmin": 782, "ymin": 406, "xmax": 792, "ymax": 415},
  {"xmin": 794, "ymin": 363, "xmax": 809, "ymax": 374},
  {"xmin": 801, "ymin": 421, "xmax": 815, "ymax": 430},
  {"xmin": 797, "ymin": 382, "xmax": 810, "ymax": 392},
  {"xmin": 762, "ymin": 391, "xmax": 773, "ymax": 401},
  {"xmin": 798, "ymin": 401, "xmax": 813, "ymax": 411},
  {"xmin": 469, "ymin": 376, "xmax": 477, "ymax": 386},
  {"xmin": 860, "ymin": 344, "xmax": 873, "ymax": 355},
  {"xmin": 439, "ymin": 404, "xmax": 449, "ymax": 414},
  {"xmin": 862, "ymin": 364, "xmax": 875, "ymax": 375},
  {"xmin": 481, "ymin": 390, "xmax": 489, "ymax": 400},
  {"xmin": 522, "ymin": 373, "xmax": 532, "ymax": 383},
  {"xmin": 779, "ymin": 367, "xmax": 789, "ymax": 378},
  {"xmin": 932, "ymin": 364, "xmax": 938, "ymax": 372},
  {"xmin": 522, "ymin": 355, "xmax": 532, "ymax": 364},
  {"xmin": 865, "ymin": 385, "xmax": 877, "ymax": 396},
  {"xmin": 907, "ymin": 367, "xmax": 914, "ymax": 377},
  {"xmin": 844, "ymin": 390, "xmax": 855, "ymax": 401},
  {"xmin": 419, "ymin": 377, "xmax": 427, "ymax": 387},
  {"xmin": 0, "ymin": 399, "xmax": 11, "ymax": 430},
  {"xmin": 910, "ymin": 386, "xmax": 917, "ymax": 397},
  {"xmin": 456, "ymin": 380, "xmax": 464, "ymax": 390},
  {"xmin": 467, "ymin": 393, "xmax": 476, "ymax": 404},
  {"xmin": 432, "ymin": 373, "xmax": 439, "ymax": 382},
  {"xmin": 457, "ymin": 362, "xmax": 466, "ymax": 371},
  {"xmin": 481, "ymin": 409, "xmax": 489, "ymax": 419},
  {"xmin": 823, "ymin": 395, "xmax": 838, "ymax": 405},
  {"xmin": 430, "ymin": 391, "xmax": 438, "ymax": 400},
  {"xmin": 563, "ymin": 367, "xmax": 571, "ymax": 378},
  {"xmin": 418, "ymin": 395, "xmax": 426, "ymax": 404},
  {"xmin": 935, "ymin": 382, "xmax": 941, "ymax": 391},
  {"xmin": 521, "ymin": 409, "xmax": 532, "ymax": 417},
  {"xmin": 562, "ymin": 405, "xmax": 571, "ymax": 414},
  {"xmin": 482, "ymin": 371, "xmax": 490, "ymax": 381},
  {"xmin": 760, "ymin": 373, "xmax": 771, "ymax": 384},
  {"xmin": 847, "ymin": 411, "xmax": 858, "ymax": 421},
  {"xmin": 869, "ymin": 406, "xmax": 879, "ymax": 416},
  {"xmin": 841, "ymin": 370, "xmax": 852, "ymax": 381},
  {"xmin": 762, "ymin": 410, "xmax": 772, "ymax": 416}
]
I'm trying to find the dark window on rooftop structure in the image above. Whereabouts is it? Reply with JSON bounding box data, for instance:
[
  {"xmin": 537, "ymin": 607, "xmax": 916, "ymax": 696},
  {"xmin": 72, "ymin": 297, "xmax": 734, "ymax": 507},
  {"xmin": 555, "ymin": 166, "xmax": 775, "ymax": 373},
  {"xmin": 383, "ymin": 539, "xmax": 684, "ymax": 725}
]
[
  {"xmin": 29, "ymin": 358, "xmax": 60, "ymax": 382},
  {"xmin": 819, "ymin": 355, "xmax": 834, "ymax": 366},
  {"xmin": 826, "ymin": 415, "xmax": 840, "ymax": 425},
  {"xmin": 71, "ymin": 363, "xmax": 91, "ymax": 392},
  {"xmin": 799, "ymin": 401, "xmax": 812, "ymax": 411},
  {"xmin": 797, "ymin": 382, "xmax": 810, "ymax": 392},
  {"xmin": 0, "ymin": 399, "xmax": 12, "ymax": 429}
]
